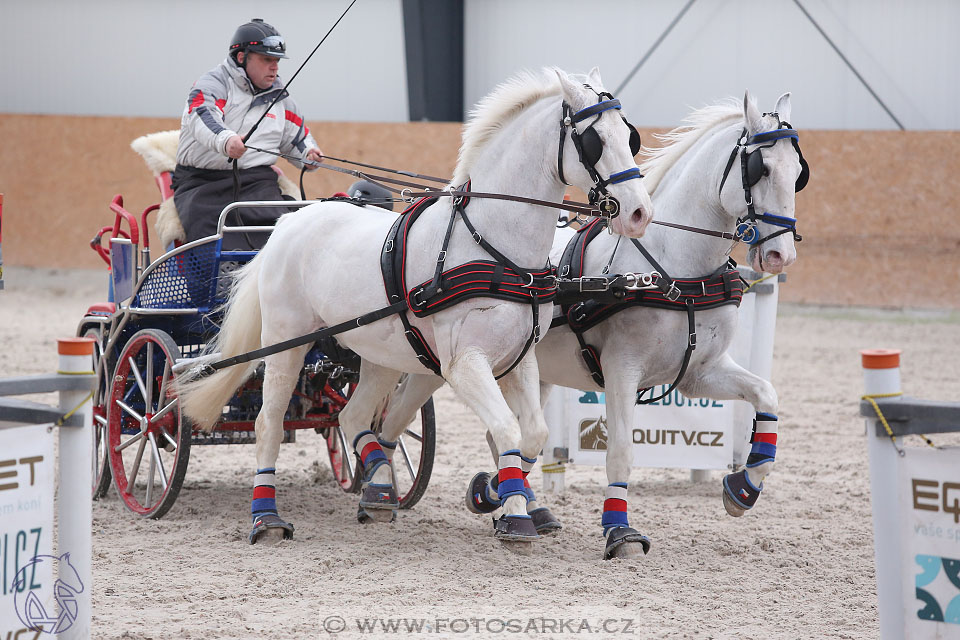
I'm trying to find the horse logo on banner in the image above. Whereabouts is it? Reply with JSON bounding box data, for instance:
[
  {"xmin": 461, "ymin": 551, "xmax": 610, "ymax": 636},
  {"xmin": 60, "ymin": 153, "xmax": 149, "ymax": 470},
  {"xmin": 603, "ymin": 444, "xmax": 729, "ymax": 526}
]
[{"xmin": 13, "ymin": 553, "xmax": 85, "ymax": 634}]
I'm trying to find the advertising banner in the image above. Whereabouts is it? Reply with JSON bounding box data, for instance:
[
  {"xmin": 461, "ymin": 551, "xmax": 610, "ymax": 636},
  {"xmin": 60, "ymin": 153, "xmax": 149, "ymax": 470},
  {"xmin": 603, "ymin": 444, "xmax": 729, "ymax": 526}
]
[
  {"xmin": 899, "ymin": 446, "xmax": 960, "ymax": 637},
  {"xmin": 0, "ymin": 424, "xmax": 57, "ymax": 637}
]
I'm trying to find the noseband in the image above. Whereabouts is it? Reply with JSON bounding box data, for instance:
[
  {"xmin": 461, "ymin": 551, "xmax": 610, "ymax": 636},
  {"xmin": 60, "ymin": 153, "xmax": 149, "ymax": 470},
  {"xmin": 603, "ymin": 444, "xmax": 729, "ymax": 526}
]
[
  {"xmin": 718, "ymin": 114, "xmax": 809, "ymax": 247},
  {"xmin": 558, "ymin": 87, "xmax": 643, "ymax": 219}
]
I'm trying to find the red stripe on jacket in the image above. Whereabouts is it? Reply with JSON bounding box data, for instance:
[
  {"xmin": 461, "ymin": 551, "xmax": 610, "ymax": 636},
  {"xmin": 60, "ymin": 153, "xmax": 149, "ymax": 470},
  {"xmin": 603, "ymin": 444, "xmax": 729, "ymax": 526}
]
[
  {"xmin": 285, "ymin": 110, "xmax": 303, "ymax": 126},
  {"xmin": 188, "ymin": 91, "xmax": 205, "ymax": 114}
]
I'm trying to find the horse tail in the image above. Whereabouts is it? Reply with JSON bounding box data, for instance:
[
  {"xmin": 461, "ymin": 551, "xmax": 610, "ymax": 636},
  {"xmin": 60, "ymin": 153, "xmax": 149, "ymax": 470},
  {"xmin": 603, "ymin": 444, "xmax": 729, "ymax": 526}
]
[{"xmin": 178, "ymin": 254, "xmax": 265, "ymax": 431}]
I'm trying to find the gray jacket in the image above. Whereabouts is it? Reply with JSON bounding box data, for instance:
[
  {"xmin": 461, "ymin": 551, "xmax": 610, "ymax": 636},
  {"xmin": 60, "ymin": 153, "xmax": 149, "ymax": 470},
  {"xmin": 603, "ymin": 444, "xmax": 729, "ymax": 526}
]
[{"xmin": 176, "ymin": 57, "xmax": 319, "ymax": 170}]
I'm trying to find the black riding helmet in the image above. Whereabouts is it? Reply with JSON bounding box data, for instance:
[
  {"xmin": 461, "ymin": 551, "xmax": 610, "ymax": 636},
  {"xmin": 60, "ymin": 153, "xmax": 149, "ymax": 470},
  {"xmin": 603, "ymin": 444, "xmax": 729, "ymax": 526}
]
[
  {"xmin": 348, "ymin": 180, "xmax": 395, "ymax": 211},
  {"xmin": 229, "ymin": 18, "xmax": 288, "ymax": 64}
]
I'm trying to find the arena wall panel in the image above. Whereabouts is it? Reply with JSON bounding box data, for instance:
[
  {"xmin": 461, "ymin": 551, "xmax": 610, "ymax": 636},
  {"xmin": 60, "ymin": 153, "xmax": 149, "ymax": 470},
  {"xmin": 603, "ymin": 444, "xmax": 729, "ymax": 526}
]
[{"xmin": 0, "ymin": 115, "xmax": 956, "ymax": 309}]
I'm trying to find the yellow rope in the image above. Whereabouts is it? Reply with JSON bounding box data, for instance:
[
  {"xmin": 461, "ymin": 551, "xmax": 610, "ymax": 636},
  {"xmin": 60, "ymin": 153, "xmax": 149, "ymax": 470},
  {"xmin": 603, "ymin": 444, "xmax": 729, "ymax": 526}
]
[
  {"xmin": 54, "ymin": 391, "xmax": 94, "ymax": 428},
  {"xmin": 860, "ymin": 391, "xmax": 936, "ymax": 455},
  {"xmin": 742, "ymin": 273, "xmax": 777, "ymax": 294},
  {"xmin": 541, "ymin": 461, "xmax": 567, "ymax": 474}
]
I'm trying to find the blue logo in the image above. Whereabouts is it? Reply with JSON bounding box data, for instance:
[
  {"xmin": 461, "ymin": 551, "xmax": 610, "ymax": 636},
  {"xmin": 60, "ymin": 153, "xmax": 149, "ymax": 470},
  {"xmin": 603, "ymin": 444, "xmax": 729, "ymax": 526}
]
[
  {"xmin": 13, "ymin": 553, "xmax": 84, "ymax": 634},
  {"xmin": 915, "ymin": 554, "xmax": 960, "ymax": 625}
]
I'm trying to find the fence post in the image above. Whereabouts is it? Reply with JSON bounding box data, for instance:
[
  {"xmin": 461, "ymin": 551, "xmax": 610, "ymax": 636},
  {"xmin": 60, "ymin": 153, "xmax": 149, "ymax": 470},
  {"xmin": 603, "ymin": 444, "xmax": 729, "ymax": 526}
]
[
  {"xmin": 57, "ymin": 337, "xmax": 94, "ymax": 640},
  {"xmin": 861, "ymin": 349, "xmax": 903, "ymax": 640}
]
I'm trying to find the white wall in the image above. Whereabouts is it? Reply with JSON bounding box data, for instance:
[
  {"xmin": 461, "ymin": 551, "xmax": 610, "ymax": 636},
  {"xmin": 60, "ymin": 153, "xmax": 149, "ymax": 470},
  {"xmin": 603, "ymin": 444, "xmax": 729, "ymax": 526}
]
[
  {"xmin": 464, "ymin": 0, "xmax": 960, "ymax": 130},
  {"xmin": 1, "ymin": 0, "xmax": 409, "ymax": 121},
  {"xmin": 3, "ymin": 0, "xmax": 958, "ymax": 130}
]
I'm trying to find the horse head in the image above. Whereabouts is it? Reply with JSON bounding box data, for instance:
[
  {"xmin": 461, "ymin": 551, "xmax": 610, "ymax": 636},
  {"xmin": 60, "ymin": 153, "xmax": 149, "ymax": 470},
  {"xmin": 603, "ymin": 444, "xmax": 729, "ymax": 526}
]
[
  {"xmin": 555, "ymin": 67, "xmax": 653, "ymax": 238},
  {"xmin": 732, "ymin": 90, "xmax": 807, "ymax": 274}
]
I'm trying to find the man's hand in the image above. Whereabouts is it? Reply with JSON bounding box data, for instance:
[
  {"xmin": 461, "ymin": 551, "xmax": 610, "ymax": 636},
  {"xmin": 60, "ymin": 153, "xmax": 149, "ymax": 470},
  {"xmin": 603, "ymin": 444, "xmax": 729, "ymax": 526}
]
[
  {"xmin": 225, "ymin": 135, "xmax": 246, "ymax": 159},
  {"xmin": 304, "ymin": 148, "xmax": 324, "ymax": 168}
]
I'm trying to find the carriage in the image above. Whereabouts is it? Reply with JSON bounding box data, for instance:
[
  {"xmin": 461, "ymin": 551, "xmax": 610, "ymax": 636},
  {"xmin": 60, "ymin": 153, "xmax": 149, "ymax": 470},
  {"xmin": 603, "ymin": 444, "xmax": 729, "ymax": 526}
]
[{"xmin": 78, "ymin": 182, "xmax": 436, "ymax": 519}]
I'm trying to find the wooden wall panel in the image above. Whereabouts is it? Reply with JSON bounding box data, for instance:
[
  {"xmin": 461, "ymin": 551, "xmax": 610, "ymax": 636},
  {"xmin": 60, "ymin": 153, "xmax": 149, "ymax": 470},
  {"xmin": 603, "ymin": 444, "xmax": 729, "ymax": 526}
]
[{"xmin": 1, "ymin": 115, "xmax": 957, "ymax": 308}]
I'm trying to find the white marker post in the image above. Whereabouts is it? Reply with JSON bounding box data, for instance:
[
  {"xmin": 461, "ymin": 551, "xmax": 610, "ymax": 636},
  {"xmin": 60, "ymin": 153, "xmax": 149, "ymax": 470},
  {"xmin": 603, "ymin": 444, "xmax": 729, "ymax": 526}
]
[
  {"xmin": 57, "ymin": 337, "xmax": 94, "ymax": 640},
  {"xmin": 861, "ymin": 349, "xmax": 903, "ymax": 640}
]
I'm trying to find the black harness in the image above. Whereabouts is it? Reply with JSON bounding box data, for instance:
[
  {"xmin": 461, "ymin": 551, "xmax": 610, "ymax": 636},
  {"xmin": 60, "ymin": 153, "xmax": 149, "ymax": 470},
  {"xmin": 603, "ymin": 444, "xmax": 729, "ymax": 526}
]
[
  {"xmin": 718, "ymin": 115, "xmax": 809, "ymax": 248},
  {"xmin": 553, "ymin": 218, "xmax": 745, "ymax": 403},
  {"xmin": 380, "ymin": 184, "xmax": 557, "ymax": 379}
]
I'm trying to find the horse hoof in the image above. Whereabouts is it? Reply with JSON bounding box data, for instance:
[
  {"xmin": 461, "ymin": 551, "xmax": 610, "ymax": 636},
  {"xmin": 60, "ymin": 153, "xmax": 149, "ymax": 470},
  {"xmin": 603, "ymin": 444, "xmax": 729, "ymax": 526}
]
[
  {"xmin": 357, "ymin": 504, "xmax": 396, "ymax": 524},
  {"xmin": 360, "ymin": 482, "xmax": 399, "ymax": 517},
  {"xmin": 249, "ymin": 514, "xmax": 295, "ymax": 545},
  {"xmin": 493, "ymin": 515, "xmax": 539, "ymax": 542},
  {"xmin": 465, "ymin": 471, "xmax": 500, "ymax": 514},
  {"xmin": 722, "ymin": 491, "xmax": 747, "ymax": 517},
  {"xmin": 529, "ymin": 507, "xmax": 562, "ymax": 535},
  {"xmin": 603, "ymin": 527, "xmax": 651, "ymax": 560},
  {"xmin": 722, "ymin": 470, "xmax": 761, "ymax": 517}
]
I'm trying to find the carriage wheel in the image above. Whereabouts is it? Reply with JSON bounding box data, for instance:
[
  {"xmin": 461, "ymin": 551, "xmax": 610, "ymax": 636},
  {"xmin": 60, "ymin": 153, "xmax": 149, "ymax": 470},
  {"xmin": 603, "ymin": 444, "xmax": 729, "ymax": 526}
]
[
  {"xmin": 107, "ymin": 329, "xmax": 191, "ymax": 518},
  {"xmin": 325, "ymin": 386, "xmax": 436, "ymax": 509},
  {"xmin": 81, "ymin": 326, "xmax": 113, "ymax": 500}
]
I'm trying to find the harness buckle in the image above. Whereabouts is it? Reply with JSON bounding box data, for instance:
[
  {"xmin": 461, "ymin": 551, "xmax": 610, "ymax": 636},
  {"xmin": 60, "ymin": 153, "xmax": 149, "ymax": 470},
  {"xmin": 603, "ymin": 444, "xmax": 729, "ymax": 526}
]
[
  {"xmin": 437, "ymin": 250, "xmax": 446, "ymax": 263},
  {"xmin": 665, "ymin": 283, "xmax": 681, "ymax": 302},
  {"xmin": 578, "ymin": 276, "xmax": 609, "ymax": 292},
  {"xmin": 385, "ymin": 239, "xmax": 394, "ymax": 253},
  {"xmin": 688, "ymin": 332, "xmax": 697, "ymax": 349},
  {"xmin": 472, "ymin": 231, "xmax": 482, "ymax": 245},
  {"xmin": 559, "ymin": 264, "xmax": 570, "ymax": 277},
  {"xmin": 533, "ymin": 324, "xmax": 542, "ymax": 343}
]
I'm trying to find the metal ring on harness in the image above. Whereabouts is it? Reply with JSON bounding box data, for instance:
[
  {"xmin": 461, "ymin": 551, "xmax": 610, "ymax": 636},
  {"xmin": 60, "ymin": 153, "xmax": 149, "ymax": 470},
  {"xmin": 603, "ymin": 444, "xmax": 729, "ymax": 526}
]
[
  {"xmin": 596, "ymin": 194, "xmax": 620, "ymax": 219},
  {"xmin": 736, "ymin": 221, "xmax": 760, "ymax": 245},
  {"xmin": 400, "ymin": 188, "xmax": 415, "ymax": 203},
  {"xmin": 521, "ymin": 273, "xmax": 536, "ymax": 288}
]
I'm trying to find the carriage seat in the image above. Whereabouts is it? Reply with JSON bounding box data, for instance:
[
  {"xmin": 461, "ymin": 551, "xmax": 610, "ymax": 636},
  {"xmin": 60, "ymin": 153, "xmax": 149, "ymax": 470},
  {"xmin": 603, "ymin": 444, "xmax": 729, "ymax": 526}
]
[{"xmin": 130, "ymin": 130, "xmax": 301, "ymax": 249}]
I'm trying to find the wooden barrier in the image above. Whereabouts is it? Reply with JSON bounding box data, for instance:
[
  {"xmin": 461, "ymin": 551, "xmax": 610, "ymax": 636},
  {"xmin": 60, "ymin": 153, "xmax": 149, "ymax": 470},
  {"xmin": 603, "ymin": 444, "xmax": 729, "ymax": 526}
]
[{"xmin": 1, "ymin": 114, "xmax": 958, "ymax": 308}]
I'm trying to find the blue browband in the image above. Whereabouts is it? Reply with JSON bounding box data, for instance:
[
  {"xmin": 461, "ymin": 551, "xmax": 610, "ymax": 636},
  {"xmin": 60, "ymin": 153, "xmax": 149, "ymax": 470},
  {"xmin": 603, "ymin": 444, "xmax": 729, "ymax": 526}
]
[
  {"xmin": 608, "ymin": 168, "xmax": 642, "ymax": 184},
  {"xmin": 572, "ymin": 99, "xmax": 621, "ymax": 123}
]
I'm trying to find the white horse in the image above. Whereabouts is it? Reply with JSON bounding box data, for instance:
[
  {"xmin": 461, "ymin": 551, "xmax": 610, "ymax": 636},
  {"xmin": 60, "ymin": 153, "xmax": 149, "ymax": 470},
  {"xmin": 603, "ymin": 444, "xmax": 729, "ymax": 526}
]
[
  {"xmin": 177, "ymin": 67, "xmax": 653, "ymax": 544},
  {"xmin": 401, "ymin": 92, "xmax": 808, "ymax": 558}
]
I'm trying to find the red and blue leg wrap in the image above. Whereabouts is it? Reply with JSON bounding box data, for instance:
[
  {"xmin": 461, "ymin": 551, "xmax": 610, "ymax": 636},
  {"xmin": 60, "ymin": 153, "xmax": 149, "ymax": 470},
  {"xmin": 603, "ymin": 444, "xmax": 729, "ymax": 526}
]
[
  {"xmin": 353, "ymin": 430, "xmax": 388, "ymax": 480},
  {"xmin": 520, "ymin": 454, "xmax": 538, "ymax": 504},
  {"xmin": 251, "ymin": 468, "xmax": 277, "ymax": 522},
  {"xmin": 497, "ymin": 450, "xmax": 528, "ymax": 505},
  {"xmin": 601, "ymin": 483, "xmax": 630, "ymax": 536},
  {"xmin": 747, "ymin": 412, "xmax": 778, "ymax": 467}
]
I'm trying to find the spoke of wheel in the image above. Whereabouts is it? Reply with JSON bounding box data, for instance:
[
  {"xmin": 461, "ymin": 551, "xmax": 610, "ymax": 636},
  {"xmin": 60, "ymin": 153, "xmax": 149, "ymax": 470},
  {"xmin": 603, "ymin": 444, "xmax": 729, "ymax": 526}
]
[
  {"xmin": 336, "ymin": 427, "xmax": 352, "ymax": 480},
  {"xmin": 94, "ymin": 414, "xmax": 107, "ymax": 426},
  {"xmin": 115, "ymin": 430, "xmax": 144, "ymax": 453},
  {"xmin": 402, "ymin": 427, "xmax": 423, "ymax": 443},
  {"xmin": 145, "ymin": 342, "xmax": 154, "ymax": 410},
  {"xmin": 157, "ymin": 359, "xmax": 172, "ymax": 413},
  {"xmin": 158, "ymin": 426, "xmax": 177, "ymax": 451},
  {"xmin": 397, "ymin": 437, "xmax": 416, "ymax": 480},
  {"xmin": 145, "ymin": 437, "xmax": 156, "ymax": 506},
  {"xmin": 129, "ymin": 356, "xmax": 149, "ymax": 406},
  {"xmin": 148, "ymin": 432, "xmax": 168, "ymax": 492},
  {"xmin": 116, "ymin": 399, "xmax": 144, "ymax": 424},
  {"xmin": 127, "ymin": 436, "xmax": 147, "ymax": 490},
  {"xmin": 152, "ymin": 398, "xmax": 177, "ymax": 423}
]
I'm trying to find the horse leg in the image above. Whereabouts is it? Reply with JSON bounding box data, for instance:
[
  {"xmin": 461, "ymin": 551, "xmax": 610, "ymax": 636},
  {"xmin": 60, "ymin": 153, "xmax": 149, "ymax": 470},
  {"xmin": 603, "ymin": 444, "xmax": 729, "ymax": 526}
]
[
  {"xmin": 354, "ymin": 373, "xmax": 443, "ymax": 523},
  {"xmin": 338, "ymin": 360, "xmax": 404, "ymax": 523},
  {"xmin": 466, "ymin": 380, "xmax": 563, "ymax": 535},
  {"xmin": 600, "ymin": 362, "xmax": 652, "ymax": 559},
  {"xmin": 249, "ymin": 345, "xmax": 311, "ymax": 544},
  {"xmin": 496, "ymin": 358, "xmax": 561, "ymax": 534},
  {"xmin": 444, "ymin": 346, "xmax": 539, "ymax": 542},
  {"xmin": 679, "ymin": 354, "xmax": 779, "ymax": 517}
]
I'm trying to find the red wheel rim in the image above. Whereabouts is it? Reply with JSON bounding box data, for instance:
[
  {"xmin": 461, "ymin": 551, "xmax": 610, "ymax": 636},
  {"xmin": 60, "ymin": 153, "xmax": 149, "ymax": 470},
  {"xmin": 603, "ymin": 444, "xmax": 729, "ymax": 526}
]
[{"xmin": 107, "ymin": 332, "xmax": 184, "ymax": 516}]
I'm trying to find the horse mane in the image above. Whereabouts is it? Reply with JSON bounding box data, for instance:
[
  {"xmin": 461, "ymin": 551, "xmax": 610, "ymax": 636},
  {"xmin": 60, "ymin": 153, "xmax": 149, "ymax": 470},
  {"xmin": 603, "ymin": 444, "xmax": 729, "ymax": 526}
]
[
  {"xmin": 638, "ymin": 98, "xmax": 744, "ymax": 194},
  {"xmin": 452, "ymin": 68, "xmax": 562, "ymax": 185}
]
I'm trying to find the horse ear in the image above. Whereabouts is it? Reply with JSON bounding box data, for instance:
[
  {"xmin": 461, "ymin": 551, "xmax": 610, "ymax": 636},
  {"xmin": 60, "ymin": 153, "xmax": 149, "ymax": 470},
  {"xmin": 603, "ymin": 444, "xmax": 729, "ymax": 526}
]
[
  {"xmin": 587, "ymin": 66, "xmax": 603, "ymax": 88},
  {"xmin": 743, "ymin": 90, "xmax": 763, "ymax": 133},
  {"xmin": 774, "ymin": 92, "xmax": 792, "ymax": 124},
  {"xmin": 555, "ymin": 68, "xmax": 583, "ymax": 106}
]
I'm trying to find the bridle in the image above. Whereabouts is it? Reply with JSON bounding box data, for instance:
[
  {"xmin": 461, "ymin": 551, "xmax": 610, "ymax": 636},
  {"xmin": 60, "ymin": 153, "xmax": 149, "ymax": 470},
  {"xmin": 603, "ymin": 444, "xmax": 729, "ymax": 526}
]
[
  {"xmin": 718, "ymin": 114, "xmax": 809, "ymax": 248},
  {"xmin": 558, "ymin": 85, "xmax": 643, "ymax": 220}
]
